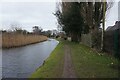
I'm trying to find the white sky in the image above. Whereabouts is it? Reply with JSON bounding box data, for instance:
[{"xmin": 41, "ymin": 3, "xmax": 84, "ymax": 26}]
[
  {"xmin": 0, "ymin": 0, "xmax": 119, "ymax": 32},
  {"xmin": 0, "ymin": 2, "xmax": 58, "ymax": 32},
  {"xmin": 105, "ymin": 0, "xmax": 119, "ymax": 29}
]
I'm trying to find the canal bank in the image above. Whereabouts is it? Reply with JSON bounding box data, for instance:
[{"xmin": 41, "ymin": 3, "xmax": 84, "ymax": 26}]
[
  {"xmin": 2, "ymin": 39, "xmax": 59, "ymax": 78},
  {"xmin": 31, "ymin": 39, "xmax": 119, "ymax": 78},
  {"xmin": 31, "ymin": 39, "xmax": 64, "ymax": 78}
]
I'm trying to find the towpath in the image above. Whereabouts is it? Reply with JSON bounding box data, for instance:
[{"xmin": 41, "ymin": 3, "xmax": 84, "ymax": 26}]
[{"xmin": 62, "ymin": 45, "xmax": 77, "ymax": 78}]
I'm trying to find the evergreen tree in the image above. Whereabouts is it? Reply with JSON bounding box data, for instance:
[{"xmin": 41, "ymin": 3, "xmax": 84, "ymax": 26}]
[{"xmin": 55, "ymin": 2, "xmax": 84, "ymax": 42}]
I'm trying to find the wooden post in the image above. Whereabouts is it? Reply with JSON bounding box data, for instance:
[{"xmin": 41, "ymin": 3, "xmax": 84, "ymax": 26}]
[{"xmin": 101, "ymin": 1, "xmax": 106, "ymax": 51}]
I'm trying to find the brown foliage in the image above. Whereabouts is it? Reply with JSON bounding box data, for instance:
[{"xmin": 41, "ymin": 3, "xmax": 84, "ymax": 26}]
[{"xmin": 2, "ymin": 34, "xmax": 48, "ymax": 48}]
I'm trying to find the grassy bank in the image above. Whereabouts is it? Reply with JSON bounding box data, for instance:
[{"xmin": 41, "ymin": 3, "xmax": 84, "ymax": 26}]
[
  {"xmin": 2, "ymin": 34, "xmax": 48, "ymax": 48},
  {"xmin": 31, "ymin": 39, "xmax": 119, "ymax": 78},
  {"xmin": 31, "ymin": 40, "xmax": 64, "ymax": 78},
  {"xmin": 69, "ymin": 42, "xmax": 119, "ymax": 78}
]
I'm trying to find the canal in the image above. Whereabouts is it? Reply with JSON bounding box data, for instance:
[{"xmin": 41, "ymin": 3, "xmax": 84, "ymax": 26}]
[{"xmin": 2, "ymin": 39, "xmax": 59, "ymax": 78}]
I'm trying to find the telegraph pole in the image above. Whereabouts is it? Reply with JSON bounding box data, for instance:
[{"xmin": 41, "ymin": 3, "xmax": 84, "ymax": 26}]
[{"xmin": 101, "ymin": 0, "xmax": 106, "ymax": 51}]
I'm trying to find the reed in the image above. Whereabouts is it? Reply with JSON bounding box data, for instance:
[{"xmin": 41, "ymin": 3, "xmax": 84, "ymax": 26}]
[{"xmin": 2, "ymin": 33, "xmax": 48, "ymax": 48}]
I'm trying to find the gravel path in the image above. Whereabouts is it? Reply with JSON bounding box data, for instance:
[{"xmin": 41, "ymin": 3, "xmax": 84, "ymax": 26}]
[{"xmin": 62, "ymin": 45, "xmax": 77, "ymax": 78}]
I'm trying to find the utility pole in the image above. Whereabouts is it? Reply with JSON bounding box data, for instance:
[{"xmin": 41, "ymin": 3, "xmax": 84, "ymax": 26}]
[{"xmin": 101, "ymin": 0, "xmax": 106, "ymax": 51}]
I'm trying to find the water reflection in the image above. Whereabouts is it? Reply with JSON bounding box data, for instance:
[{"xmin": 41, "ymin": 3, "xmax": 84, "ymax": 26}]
[{"xmin": 2, "ymin": 39, "xmax": 59, "ymax": 78}]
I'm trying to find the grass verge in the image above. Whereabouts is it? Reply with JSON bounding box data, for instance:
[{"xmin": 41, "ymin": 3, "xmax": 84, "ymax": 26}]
[
  {"xmin": 69, "ymin": 42, "xmax": 119, "ymax": 78},
  {"xmin": 30, "ymin": 39, "xmax": 64, "ymax": 78},
  {"xmin": 31, "ymin": 39, "xmax": 119, "ymax": 78}
]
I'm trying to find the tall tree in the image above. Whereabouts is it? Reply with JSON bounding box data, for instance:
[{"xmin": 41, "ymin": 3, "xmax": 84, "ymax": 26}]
[
  {"xmin": 55, "ymin": 2, "xmax": 84, "ymax": 42},
  {"xmin": 33, "ymin": 26, "xmax": 42, "ymax": 35},
  {"xmin": 80, "ymin": 1, "xmax": 113, "ymax": 49}
]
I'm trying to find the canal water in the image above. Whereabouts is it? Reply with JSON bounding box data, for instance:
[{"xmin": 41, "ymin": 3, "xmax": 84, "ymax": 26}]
[{"xmin": 2, "ymin": 39, "xmax": 59, "ymax": 78}]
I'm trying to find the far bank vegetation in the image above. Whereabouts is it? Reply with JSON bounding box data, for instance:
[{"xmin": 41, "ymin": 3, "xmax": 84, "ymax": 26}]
[{"xmin": 1, "ymin": 26, "xmax": 48, "ymax": 48}]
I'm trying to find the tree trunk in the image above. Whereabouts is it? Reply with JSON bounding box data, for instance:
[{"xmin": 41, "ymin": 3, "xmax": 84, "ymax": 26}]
[
  {"xmin": 101, "ymin": 2, "xmax": 106, "ymax": 51},
  {"xmin": 91, "ymin": 27, "xmax": 100, "ymax": 49},
  {"xmin": 71, "ymin": 33, "xmax": 79, "ymax": 42}
]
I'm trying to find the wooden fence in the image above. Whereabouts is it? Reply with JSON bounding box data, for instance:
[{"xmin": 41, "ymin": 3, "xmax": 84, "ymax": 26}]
[
  {"xmin": 81, "ymin": 29, "xmax": 120, "ymax": 57},
  {"xmin": 104, "ymin": 29, "xmax": 120, "ymax": 57},
  {"xmin": 81, "ymin": 33, "xmax": 92, "ymax": 47}
]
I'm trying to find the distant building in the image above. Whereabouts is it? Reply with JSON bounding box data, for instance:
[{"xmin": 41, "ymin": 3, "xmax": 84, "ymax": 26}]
[
  {"xmin": 106, "ymin": 21, "xmax": 120, "ymax": 31},
  {"xmin": 51, "ymin": 29, "xmax": 58, "ymax": 36}
]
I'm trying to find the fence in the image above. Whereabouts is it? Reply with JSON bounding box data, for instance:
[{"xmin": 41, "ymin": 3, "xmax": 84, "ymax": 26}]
[
  {"xmin": 81, "ymin": 33, "xmax": 92, "ymax": 47},
  {"xmin": 81, "ymin": 32, "xmax": 101, "ymax": 49},
  {"xmin": 81, "ymin": 29, "xmax": 120, "ymax": 57},
  {"xmin": 104, "ymin": 29, "xmax": 120, "ymax": 57}
]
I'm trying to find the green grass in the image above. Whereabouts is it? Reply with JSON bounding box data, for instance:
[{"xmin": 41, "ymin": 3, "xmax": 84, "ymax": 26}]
[
  {"xmin": 30, "ymin": 39, "xmax": 119, "ymax": 78},
  {"xmin": 69, "ymin": 42, "xmax": 119, "ymax": 78},
  {"xmin": 30, "ymin": 40, "xmax": 64, "ymax": 78}
]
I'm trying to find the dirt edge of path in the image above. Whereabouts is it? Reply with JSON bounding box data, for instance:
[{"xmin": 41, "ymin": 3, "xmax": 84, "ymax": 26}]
[{"xmin": 62, "ymin": 45, "xmax": 77, "ymax": 78}]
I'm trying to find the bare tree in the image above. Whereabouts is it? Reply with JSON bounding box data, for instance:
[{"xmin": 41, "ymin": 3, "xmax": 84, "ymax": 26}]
[
  {"xmin": 80, "ymin": 1, "xmax": 114, "ymax": 49},
  {"xmin": 10, "ymin": 23, "xmax": 23, "ymax": 34},
  {"xmin": 33, "ymin": 26, "xmax": 43, "ymax": 35}
]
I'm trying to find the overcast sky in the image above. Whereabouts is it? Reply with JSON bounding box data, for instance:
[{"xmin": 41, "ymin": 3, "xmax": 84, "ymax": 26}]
[
  {"xmin": 0, "ymin": 2, "xmax": 57, "ymax": 32},
  {"xmin": 105, "ymin": 1, "xmax": 119, "ymax": 29},
  {"xmin": 0, "ymin": 0, "xmax": 119, "ymax": 32}
]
